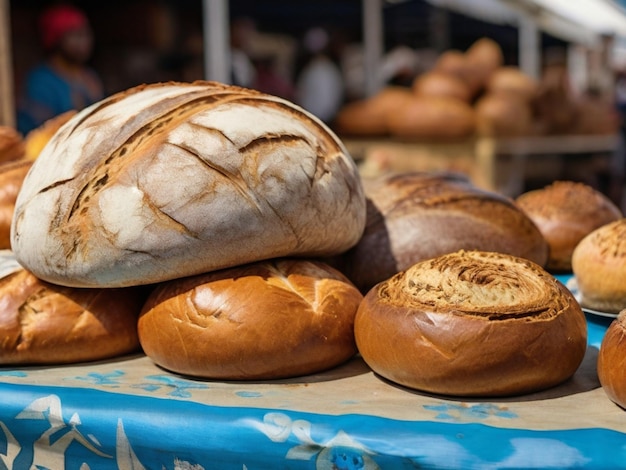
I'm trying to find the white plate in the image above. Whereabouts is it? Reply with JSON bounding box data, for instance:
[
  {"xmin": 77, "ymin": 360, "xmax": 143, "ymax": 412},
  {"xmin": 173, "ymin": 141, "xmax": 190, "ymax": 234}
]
[{"xmin": 565, "ymin": 277, "xmax": 619, "ymax": 319}]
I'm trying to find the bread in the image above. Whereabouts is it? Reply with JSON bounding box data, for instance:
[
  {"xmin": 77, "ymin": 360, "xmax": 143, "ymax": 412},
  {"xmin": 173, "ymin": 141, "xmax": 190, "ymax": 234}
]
[
  {"xmin": 411, "ymin": 71, "xmax": 472, "ymax": 102},
  {"xmin": 334, "ymin": 86, "xmax": 415, "ymax": 136},
  {"xmin": 465, "ymin": 37, "xmax": 504, "ymax": 91},
  {"xmin": 486, "ymin": 67, "xmax": 538, "ymax": 102},
  {"xmin": 386, "ymin": 95, "xmax": 476, "ymax": 140},
  {"xmin": 571, "ymin": 218, "xmax": 626, "ymax": 313},
  {"xmin": 598, "ymin": 310, "xmax": 626, "ymax": 409},
  {"xmin": 354, "ymin": 250, "xmax": 587, "ymax": 397},
  {"xmin": 138, "ymin": 258, "xmax": 363, "ymax": 380},
  {"xmin": 339, "ymin": 171, "xmax": 549, "ymax": 292},
  {"xmin": 23, "ymin": 110, "xmax": 77, "ymax": 160},
  {"xmin": 0, "ymin": 126, "xmax": 25, "ymax": 163},
  {"xmin": 0, "ymin": 160, "xmax": 33, "ymax": 249},
  {"xmin": 11, "ymin": 81, "xmax": 366, "ymax": 288},
  {"xmin": 0, "ymin": 256, "xmax": 145, "ymax": 365},
  {"xmin": 516, "ymin": 181, "xmax": 623, "ymax": 272},
  {"xmin": 475, "ymin": 92, "xmax": 534, "ymax": 137}
]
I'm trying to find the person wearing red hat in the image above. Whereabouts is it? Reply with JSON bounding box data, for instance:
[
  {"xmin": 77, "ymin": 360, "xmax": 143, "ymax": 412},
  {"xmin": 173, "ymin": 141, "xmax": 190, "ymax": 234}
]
[{"xmin": 17, "ymin": 4, "xmax": 104, "ymax": 135}]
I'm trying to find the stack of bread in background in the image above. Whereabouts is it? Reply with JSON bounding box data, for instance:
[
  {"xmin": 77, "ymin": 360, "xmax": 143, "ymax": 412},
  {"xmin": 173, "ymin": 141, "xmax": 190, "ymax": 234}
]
[
  {"xmin": 0, "ymin": 79, "xmax": 624, "ymax": 406},
  {"xmin": 333, "ymin": 37, "xmax": 620, "ymax": 140}
]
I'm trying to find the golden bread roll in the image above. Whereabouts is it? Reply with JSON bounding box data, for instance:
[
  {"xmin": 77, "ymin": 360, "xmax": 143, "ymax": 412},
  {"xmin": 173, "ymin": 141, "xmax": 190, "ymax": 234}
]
[
  {"xmin": 334, "ymin": 87, "xmax": 414, "ymax": 137},
  {"xmin": 355, "ymin": 250, "xmax": 587, "ymax": 397},
  {"xmin": 572, "ymin": 219, "xmax": 626, "ymax": 313},
  {"xmin": 598, "ymin": 310, "xmax": 626, "ymax": 409},
  {"xmin": 487, "ymin": 67, "xmax": 538, "ymax": 102},
  {"xmin": 411, "ymin": 71, "xmax": 472, "ymax": 102},
  {"xmin": 386, "ymin": 95, "xmax": 476, "ymax": 140},
  {"xmin": 0, "ymin": 259, "xmax": 145, "ymax": 364},
  {"xmin": 23, "ymin": 110, "xmax": 77, "ymax": 160},
  {"xmin": 475, "ymin": 92, "xmax": 534, "ymax": 137},
  {"xmin": 0, "ymin": 160, "xmax": 33, "ymax": 249},
  {"xmin": 516, "ymin": 181, "xmax": 622, "ymax": 272},
  {"xmin": 0, "ymin": 126, "xmax": 25, "ymax": 163},
  {"xmin": 465, "ymin": 37, "xmax": 504, "ymax": 91},
  {"xmin": 433, "ymin": 50, "xmax": 482, "ymax": 96},
  {"xmin": 339, "ymin": 172, "xmax": 549, "ymax": 292},
  {"xmin": 138, "ymin": 259, "xmax": 363, "ymax": 380},
  {"xmin": 11, "ymin": 81, "xmax": 366, "ymax": 288}
]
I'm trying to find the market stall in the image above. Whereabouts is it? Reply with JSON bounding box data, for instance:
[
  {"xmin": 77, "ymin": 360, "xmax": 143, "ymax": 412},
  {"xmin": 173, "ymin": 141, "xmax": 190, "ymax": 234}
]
[{"xmin": 0, "ymin": 274, "xmax": 623, "ymax": 469}]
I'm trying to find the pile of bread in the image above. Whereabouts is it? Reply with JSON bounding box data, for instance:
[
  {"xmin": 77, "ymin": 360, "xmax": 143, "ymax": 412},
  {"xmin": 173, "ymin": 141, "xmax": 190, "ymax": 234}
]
[
  {"xmin": 333, "ymin": 37, "xmax": 619, "ymax": 140},
  {"xmin": 1, "ymin": 81, "xmax": 625, "ymax": 408}
]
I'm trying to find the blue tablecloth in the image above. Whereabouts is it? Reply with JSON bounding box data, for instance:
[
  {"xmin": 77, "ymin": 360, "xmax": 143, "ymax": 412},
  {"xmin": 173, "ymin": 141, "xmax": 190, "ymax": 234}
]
[{"xmin": 0, "ymin": 274, "xmax": 623, "ymax": 470}]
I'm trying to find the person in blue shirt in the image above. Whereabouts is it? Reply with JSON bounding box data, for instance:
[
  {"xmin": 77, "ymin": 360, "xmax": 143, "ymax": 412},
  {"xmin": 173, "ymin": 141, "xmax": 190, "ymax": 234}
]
[{"xmin": 16, "ymin": 4, "xmax": 104, "ymax": 136}]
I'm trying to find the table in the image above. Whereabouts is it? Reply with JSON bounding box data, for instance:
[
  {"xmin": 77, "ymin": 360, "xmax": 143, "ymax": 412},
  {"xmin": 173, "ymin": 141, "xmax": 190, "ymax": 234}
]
[
  {"xmin": 0, "ymin": 275, "xmax": 624, "ymax": 469},
  {"xmin": 342, "ymin": 134, "xmax": 621, "ymax": 198}
]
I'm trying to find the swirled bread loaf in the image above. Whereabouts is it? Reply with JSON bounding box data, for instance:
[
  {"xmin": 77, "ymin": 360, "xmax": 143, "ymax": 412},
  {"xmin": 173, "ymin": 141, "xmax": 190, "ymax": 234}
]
[
  {"xmin": 11, "ymin": 81, "xmax": 366, "ymax": 288},
  {"xmin": 339, "ymin": 171, "xmax": 549, "ymax": 292},
  {"xmin": 516, "ymin": 181, "xmax": 622, "ymax": 272},
  {"xmin": 572, "ymin": 218, "xmax": 626, "ymax": 313},
  {"xmin": 138, "ymin": 258, "xmax": 363, "ymax": 380},
  {"xmin": 355, "ymin": 250, "xmax": 587, "ymax": 396}
]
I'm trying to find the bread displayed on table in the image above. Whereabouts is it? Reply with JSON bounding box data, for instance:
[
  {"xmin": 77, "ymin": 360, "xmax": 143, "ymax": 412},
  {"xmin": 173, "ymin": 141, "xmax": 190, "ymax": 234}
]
[
  {"xmin": 516, "ymin": 181, "xmax": 623, "ymax": 272},
  {"xmin": 572, "ymin": 218, "xmax": 626, "ymax": 314},
  {"xmin": 354, "ymin": 250, "xmax": 587, "ymax": 397},
  {"xmin": 0, "ymin": 160, "xmax": 33, "ymax": 249},
  {"xmin": 0, "ymin": 255, "xmax": 146, "ymax": 365},
  {"xmin": 0, "ymin": 126, "xmax": 25, "ymax": 163},
  {"xmin": 338, "ymin": 171, "xmax": 549, "ymax": 292},
  {"xmin": 10, "ymin": 81, "xmax": 366, "ymax": 288},
  {"xmin": 598, "ymin": 310, "xmax": 626, "ymax": 409},
  {"xmin": 138, "ymin": 258, "xmax": 363, "ymax": 380}
]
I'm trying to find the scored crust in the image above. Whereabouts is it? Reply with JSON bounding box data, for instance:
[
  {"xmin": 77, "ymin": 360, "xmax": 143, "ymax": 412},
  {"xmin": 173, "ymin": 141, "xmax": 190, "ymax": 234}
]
[
  {"xmin": 355, "ymin": 250, "xmax": 587, "ymax": 397},
  {"xmin": 138, "ymin": 258, "xmax": 363, "ymax": 380},
  {"xmin": 11, "ymin": 81, "xmax": 366, "ymax": 288},
  {"xmin": 516, "ymin": 181, "xmax": 622, "ymax": 272}
]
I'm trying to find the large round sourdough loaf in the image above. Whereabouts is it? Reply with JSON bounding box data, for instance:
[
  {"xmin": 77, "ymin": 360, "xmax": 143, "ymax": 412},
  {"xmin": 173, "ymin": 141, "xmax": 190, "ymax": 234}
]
[
  {"xmin": 339, "ymin": 171, "xmax": 549, "ymax": 292},
  {"xmin": 355, "ymin": 250, "xmax": 587, "ymax": 397},
  {"xmin": 11, "ymin": 81, "xmax": 366, "ymax": 288}
]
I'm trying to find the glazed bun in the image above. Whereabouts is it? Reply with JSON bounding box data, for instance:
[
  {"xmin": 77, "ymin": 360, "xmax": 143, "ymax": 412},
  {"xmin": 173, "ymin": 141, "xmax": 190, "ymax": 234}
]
[
  {"xmin": 11, "ymin": 81, "xmax": 366, "ymax": 288},
  {"xmin": 138, "ymin": 259, "xmax": 363, "ymax": 380},
  {"xmin": 0, "ymin": 160, "xmax": 33, "ymax": 249},
  {"xmin": 355, "ymin": 250, "xmax": 587, "ymax": 397},
  {"xmin": 598, "ymin": 310, "xmax": 626, "ymax": 409},
  {"xmin": 0, "ymin": 254, "xmax": 145, "ymax": 365},
  {"xmin": 340, "ymin": 172, "xmax": 549, "ymax": 292},
  {"xmin": 572, "ymin": 218, "xmax": 626, "ymax": 313},
  {"xmin": 516, "ymin": 181, "xmax": 622, "ymax": 272}
]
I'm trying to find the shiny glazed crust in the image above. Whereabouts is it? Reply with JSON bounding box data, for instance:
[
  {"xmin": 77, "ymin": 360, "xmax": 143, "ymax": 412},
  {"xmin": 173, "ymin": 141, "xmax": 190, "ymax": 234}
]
[
  {"xmin": 598, "ymin": 311, "xmax": 626, "ymax": 409},
  {"xmin": 354, "ymin": 250, "xmax": 587, "ymax": 397},
  {"xmin": 11, "ymin": 81, "xmax": 366, "ymax": 288},
  {"xmin": 571, "ymin": 218, "xmax": 626, "ymax": 313},
  {"xmin": 516, "ymin": 181, "xmax": 622, "ymax": 272},
  {"xmin": 0, "ymin": 269, "xmax": 144, "ymax": 364},
  {"xmin": 138, "ymin": 259, "xmax": 363, "ymax": 380}
]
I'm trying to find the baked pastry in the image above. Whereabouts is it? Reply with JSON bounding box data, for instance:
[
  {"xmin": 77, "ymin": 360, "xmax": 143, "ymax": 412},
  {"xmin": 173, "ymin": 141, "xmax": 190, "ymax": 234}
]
[
  {"xmin": 516, "ymin": 181, "xmax": 622, "ymax": 272},
  {"xmin": 412, "ymin": 71, "xmax": 472, "ymax": 102},
  {"xmin": 354, "ymin": 250, "xmax": 587, "ymax": 397},
  {"xmin": 138, "ymin": 258, "xmax": 363, "ymax": 380},
  {"xmin": 571, "ymin": 218, "xmax": 626, "ymax": 313},
  {"xmin": 11, "ymin": 81, "xmax": 366, "ymax": 288},
  {"xmin": 339, "ymin": 171, "xmax": 549, "ymax": 292},
  {"xmin": 23, "ymin": 110, "xmax": 76, "ymax": 160},
  {"xmin": 597, "ymin": 310, "xmax": 626, "ymax": 409},
  {"xmin": 0, "ymin": 254, "xmax": 145, "ymax": 364},
  {"xmin": 386, "ymin": 95, "xmax": 476, "ymax": 140},
  {"xmin": 0, "ymin": 160, "xmax": 33, "ymax": 249},
  {"xmin": 486, "ymin": 67, "xmax": 538, "ymax": 102},
  {"xmin": 475, "ymin": 92, "xmax": 534, "ymax": 137},
  {"xmin": 0, "ymin": 126, "xmax": 25, "ymax": 163}
]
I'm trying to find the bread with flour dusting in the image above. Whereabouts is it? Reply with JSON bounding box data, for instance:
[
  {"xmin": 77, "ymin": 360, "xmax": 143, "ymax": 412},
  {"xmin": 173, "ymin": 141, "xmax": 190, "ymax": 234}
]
[{"xmin": 11, "ymin": 81, "xmax": 366, "ymax": 288}]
